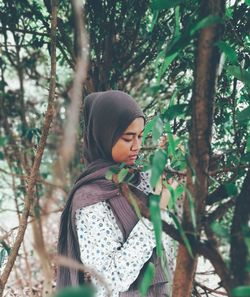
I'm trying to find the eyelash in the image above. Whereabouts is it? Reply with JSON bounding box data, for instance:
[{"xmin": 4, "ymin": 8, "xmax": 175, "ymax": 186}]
[{"xmin": 122, "ymin": 135, "xmax": 143, "ymax": 142}]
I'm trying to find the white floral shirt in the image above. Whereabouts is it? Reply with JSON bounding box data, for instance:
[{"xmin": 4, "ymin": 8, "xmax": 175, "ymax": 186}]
[{"xmin": 75, "ymin": 171, "xmax": 183, "ymax": 297}]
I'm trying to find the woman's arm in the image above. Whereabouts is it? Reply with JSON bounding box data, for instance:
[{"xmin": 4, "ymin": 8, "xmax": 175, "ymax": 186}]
[{"xmin": 75, "ymin": 202, "xmax": 156, "ymax": 293}]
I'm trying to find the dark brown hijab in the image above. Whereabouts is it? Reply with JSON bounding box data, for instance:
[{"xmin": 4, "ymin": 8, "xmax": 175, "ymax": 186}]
[{"xmin": 56, "ymin": 91, "xmax": 167, "ymax": 295}]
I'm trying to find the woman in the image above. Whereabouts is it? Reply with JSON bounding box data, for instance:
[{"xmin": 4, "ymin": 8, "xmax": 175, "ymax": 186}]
[{"xmin": 57, "ymin": 90, "xmax": 174, "ymax": 297}]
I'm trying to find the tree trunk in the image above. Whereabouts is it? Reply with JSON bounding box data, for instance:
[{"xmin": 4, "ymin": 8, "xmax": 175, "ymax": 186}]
[{"xmin": 172, "ymin": 1, "xmax": 225, "ymax": 296}]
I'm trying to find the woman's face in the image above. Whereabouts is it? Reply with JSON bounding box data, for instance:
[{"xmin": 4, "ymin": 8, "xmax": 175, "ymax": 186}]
[{"xmin": 112, "ymin": 117, "xmax": 144, "ymax": 165}]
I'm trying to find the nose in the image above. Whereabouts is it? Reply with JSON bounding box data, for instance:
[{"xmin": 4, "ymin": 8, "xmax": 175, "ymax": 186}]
[{"xmin": 131, "ymin": 137, "xmax": 141, "ymax": 152}]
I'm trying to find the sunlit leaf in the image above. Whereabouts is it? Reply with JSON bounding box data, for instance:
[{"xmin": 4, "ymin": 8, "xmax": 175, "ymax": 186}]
[{"xmin": 139, "ymin": 262, "xmax": 155, "ymax": 296}]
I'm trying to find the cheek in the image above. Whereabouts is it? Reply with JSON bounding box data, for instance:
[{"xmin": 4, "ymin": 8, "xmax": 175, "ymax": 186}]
[{"xmin": 112, "ymin": 142, "xmax": 131, "ymax": 162}]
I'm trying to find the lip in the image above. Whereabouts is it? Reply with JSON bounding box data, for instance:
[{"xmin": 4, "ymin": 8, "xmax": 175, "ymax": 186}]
[{"xmin": 129, "ymin": 155, "xmax": 138, "ymax": 160}]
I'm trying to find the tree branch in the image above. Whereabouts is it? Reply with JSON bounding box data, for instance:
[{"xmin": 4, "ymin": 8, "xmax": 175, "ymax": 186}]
[{"xmin": 0, "ymin": 2, "xmax": 58, "ymax": 294}]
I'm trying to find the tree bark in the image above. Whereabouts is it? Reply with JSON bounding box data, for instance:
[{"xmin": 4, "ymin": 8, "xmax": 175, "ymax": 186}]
[{"xmin": 172, "ymin": 1, "xmax": 225, "ymax": 296}]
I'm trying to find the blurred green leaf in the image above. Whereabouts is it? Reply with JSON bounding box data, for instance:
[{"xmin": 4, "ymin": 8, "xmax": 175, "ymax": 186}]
[
  {"xmin": 0, "ymin": 151, "xmax": 4, "ymax": 160},
  {"xmin": 245, "ymin": 0, "xmax": 250, "ymax": 6},
  {"xmin": 0, "ymin": 136, "xmax": 8, "ymax": 147},
  {"xmin": 142, "ymin": 117, "xmax": 157, "ymax": 144},
  {"xmin": 211, "ymin": 221, "xmax": 229, "ymax": 238},
  {"xmin": 190, "ymin": 15, "xmax": 222, "ymax": 35},
  {"xmin": 164, "ymin": 122, "xmax": 176, "ymax": 157},
  {"xmin": 225, "ymin": 182, "xmax": 238, "ymax": 196},
  {"xmin": 152, "ymin": 116, "xmax": 164, "ymax": 142},
  {"xmin": 54, "ymin": 285, "xmax": 96, "ymax": 297},
  {"xmin": 232, "ymin": 286, "xmax": 250, "ymax": 297},
  {"xmin": 149, "ymin": 194, "xmax": 163, "ymax": 257},
  {"xmin": 139, "ymin": 262, "xmax": 155, "ymax": 296},
  {"xmin": 237, "ymin": 106, "xmax": 250, "ymax": 122},
  {"xmin": 216, "ymin": 41, "xmax": 237, "ymax": 64},
  {"xmin": 158, "ymin": 52, "xmax": 178, "ymax": 80},
  {"xmin": 105, "ymin": 170, "xmax": 113, "ymax": 181},
  {"xmin": 227, "ymin": 66, "xmax": 250, "ymax": 88},
  {"xmin": 163, "ymin": 104, "xmax": 188, "ymax": 120},
  {"xmin": 247, "ymin": 136, "xmax": 250, "ymax": 152},
  {"xmin": 117, "ymin": 168, "xmax": 129, "ymax": 183},
  {"xmin": 0, "ymin": 249, "xmax": 7, "ymax": 267},
  {"xmin": 150, "ymin": 149, "xmax": 167, "ymax": 188},
  {"xmin": 151, "ymin": 0, "xmax": 183, "ymax": 11},
  {"xmin": 185, "ymin": 188, "xmax": 197, "ymax": 230}
]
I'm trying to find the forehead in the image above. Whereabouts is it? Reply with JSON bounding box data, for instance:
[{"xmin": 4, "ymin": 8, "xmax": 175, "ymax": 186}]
[{"xmin": 123, "ymin": 117, "xmax": 144, "ymax": 133}]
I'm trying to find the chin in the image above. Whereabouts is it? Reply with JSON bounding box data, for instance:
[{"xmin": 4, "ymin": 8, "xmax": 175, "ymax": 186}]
[{"xmin": 126, "ymin": 160, "xmax": 135, "ymax": 166}]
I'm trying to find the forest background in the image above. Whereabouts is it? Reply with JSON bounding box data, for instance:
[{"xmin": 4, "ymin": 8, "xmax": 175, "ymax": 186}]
[{"xmin": 0, "ymin": 0, "xmax": 249, "ymax": 297}]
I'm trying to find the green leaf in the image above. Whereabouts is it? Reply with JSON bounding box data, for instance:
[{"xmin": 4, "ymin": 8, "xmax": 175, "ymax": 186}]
[
  {"xmin": 54, "ymin": 285, "xmax": 96, "ymax": 297},
  {"xmin": 237, "ymin": 106, "xmax": 250, "ymax": 122},
  {"xmin": 164, "ymin": 122, "xmax": 176, "ymax": 157},
  {"xmin": 152, "ymin": 116, "xmax": 164, "ymax": 142},
  {"xmin": 227, "ymin": 66, "xmax": 250, "ymax": 88},
  {"xmin": 105, "ymin": 170, "xmax": 113, "ymax": 181},
  {"xmin": 163, "ymin": 104, "xmax": 188, "ymax": 120},
  {"xmin": 190, "ymin": 15, "xmax": 222, "ymax": 35},
  {"xmin": 151, "ymin": 0, "xmax": 184, "ymax": 11},
  {"xmin": 0, "ymin": 136, "xmax": 8, "ymax": 147},
  {"xmin": 211, "ymin": 221, "xmax": 229, "ymax": 238},
  {"xmin": 185, "ymin": 188, "xmax": 197, "ymax": 230},
  {"xmin": 150, "ymin": 149, "xmax": 167, "ymax": 188},
  {"xmin": 117, "ymin": 168, "xmax": 129, "ymax": 183},
  {"xmin": 245, "ymin": 0, "xmax": 250, "ymax": 6},
  {"xmin": 142, "ymin": 117, "xmax": 157, "ymax": 144},
  {"xmin": 247, "ymin": 136, "xmax": 250, "ymax": 152},
  {"xmin": 225, "ymin": 182, "xmax": 238, "ymax": 196},
  {"xmin": 0, "ymin": 249, "xmax": 7, "ymax": 267},
  {"xmin": 149, "ymin": 194, "xmax": 163, "ymax": 257},
  {"xmin": 158, "ymin": 52, "xmax": 178, "ymax": 80},
  {"xmin": 139, "ymin": 262, "xmax": 155, "ymax": 296},
  {"xmin": 0, "ymin": 151, "xmax": 4, "ymax": 160},
  {"xmin": 216, "ymin": 41, "xmax": 237, "ymax": 64},
  {"xmin": 171, "ymin": 213, "xmax": 194, "ymax": 257},
  {"xmin": 232, "ymin": 286, "xmax": 250, "ymax": 297}
]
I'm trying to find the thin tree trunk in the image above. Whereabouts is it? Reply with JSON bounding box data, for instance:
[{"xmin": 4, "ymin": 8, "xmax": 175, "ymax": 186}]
[
  {"xmin": 0, "ymin": 1, "xmax": 58, "ymax": 295},
  {"xmin": 172, "ymin": 1, "xmax": 225, "ymax": 296}
]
